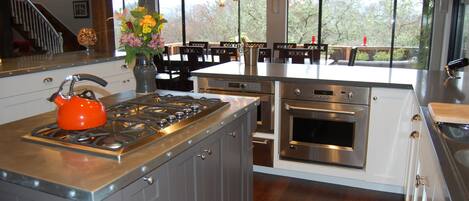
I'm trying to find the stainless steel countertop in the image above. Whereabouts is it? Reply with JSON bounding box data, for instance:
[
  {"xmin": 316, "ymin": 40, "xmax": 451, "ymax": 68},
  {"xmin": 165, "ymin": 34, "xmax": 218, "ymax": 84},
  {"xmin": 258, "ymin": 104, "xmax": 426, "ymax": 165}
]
[
  {"xmin": 0, "ymin": 90, "xmax": 259, "ymax": 200},
  {"xmin": 192, "ymin": 62, "xmax": 469, "ymax": 106},
  {"xmin": 0, "ymin": 51, "xmax": 125, "ymax": 78}
]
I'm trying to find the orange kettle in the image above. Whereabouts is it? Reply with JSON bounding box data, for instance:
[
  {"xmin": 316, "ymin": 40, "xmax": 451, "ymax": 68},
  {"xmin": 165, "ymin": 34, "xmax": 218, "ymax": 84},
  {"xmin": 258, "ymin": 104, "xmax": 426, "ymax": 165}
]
[{"xmin": 48, "ymin": 74, "xmax": 108, "ymax": 130}]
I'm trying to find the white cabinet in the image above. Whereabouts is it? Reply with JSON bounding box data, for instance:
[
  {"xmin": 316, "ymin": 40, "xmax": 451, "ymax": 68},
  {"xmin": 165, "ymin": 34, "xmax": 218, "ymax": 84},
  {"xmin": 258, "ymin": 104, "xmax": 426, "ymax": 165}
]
[
  {"xmin": 0, "ymin": 59, "xmax": 134, "ymax": 125},
  {"xmin": 408, "ymin": 120, "xmax": 450, "ymax": 201},
  {"xmin": 367, "ymin": 87, "xmax": 415, "ymax": 186}
]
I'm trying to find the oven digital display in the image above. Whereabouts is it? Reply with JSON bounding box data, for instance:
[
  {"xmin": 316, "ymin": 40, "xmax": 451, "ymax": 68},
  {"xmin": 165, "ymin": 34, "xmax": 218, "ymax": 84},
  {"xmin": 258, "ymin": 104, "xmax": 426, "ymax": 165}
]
[{"xmin": 314, "ymin": 90, "xmax": 333, "ymax": 96}]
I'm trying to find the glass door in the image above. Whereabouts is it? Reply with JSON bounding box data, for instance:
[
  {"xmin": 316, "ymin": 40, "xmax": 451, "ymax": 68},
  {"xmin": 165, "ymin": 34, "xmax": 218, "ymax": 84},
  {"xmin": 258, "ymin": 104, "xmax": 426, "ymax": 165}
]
[{"xmin": 449, "ymin": 0, "xmax": 469, "ymax": 61}]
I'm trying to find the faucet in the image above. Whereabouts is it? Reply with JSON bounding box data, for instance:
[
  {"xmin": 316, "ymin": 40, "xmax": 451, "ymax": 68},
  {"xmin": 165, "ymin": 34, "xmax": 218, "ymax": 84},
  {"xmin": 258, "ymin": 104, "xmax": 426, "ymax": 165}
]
[{"xmin": 445, "ymin": 58, "xmax": 469, "ymax": 79}]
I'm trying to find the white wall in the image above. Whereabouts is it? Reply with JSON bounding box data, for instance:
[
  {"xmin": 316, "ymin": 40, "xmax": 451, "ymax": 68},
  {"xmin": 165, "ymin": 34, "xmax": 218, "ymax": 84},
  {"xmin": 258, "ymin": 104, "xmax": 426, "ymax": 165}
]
[{"xmin": 31, "ymin": 0, "xmax": 93, "ymax": 34}]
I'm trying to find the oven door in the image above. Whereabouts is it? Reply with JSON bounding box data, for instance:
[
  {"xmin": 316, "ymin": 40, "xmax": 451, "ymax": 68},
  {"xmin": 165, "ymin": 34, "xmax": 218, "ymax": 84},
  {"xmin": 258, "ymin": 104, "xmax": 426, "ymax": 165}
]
[
  {"xmin": 200, "ymin": 90, "xmax": 274, "ymax": 133},
  {"xmin": 280, "ymin": 99, "xmax": 369, "ymax": 168}
]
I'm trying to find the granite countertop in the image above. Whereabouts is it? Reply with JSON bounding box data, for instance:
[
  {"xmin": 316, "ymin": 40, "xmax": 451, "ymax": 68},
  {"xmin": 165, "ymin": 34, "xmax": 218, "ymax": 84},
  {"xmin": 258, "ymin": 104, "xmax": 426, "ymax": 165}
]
[
  {"xmin": 192, "ymin": 62, "xmax": 469, "ymax": 106},
  {"xmin": 0, "ymin": 90, "xmax": 259, "ymax": 200},
  {"xmin": 0, "ymin": 51, "xmax": 125, "ymax": 78}
]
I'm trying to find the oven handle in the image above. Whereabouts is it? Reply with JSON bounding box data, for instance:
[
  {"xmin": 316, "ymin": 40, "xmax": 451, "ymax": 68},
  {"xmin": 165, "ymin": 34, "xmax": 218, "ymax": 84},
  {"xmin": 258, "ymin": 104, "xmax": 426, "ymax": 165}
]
[{"xmin": 285, "ymin": 104, "xmax": 356, "ymax": 115}]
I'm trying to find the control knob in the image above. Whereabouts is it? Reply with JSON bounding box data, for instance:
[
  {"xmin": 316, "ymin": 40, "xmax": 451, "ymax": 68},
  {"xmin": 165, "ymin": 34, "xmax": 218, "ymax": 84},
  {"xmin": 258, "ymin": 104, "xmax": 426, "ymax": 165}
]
[{"xmin": 294, "ymin": 88, "xmax": 301, "ymax": 96}]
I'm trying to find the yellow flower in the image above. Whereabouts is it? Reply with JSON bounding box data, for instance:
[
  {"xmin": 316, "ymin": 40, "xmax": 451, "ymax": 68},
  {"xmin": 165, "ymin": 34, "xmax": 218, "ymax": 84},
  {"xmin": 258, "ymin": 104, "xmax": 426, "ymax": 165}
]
[
  {"xmin": 142, "ymin": 26, "xmax": 151, "ymax": 34},
  {"xmin": 136, "ymin": 7, "xmax": 145, "ymax": 12},
  {"xmin": 140, "ymin": 15, "xmax": 156, "ymax": 27}
]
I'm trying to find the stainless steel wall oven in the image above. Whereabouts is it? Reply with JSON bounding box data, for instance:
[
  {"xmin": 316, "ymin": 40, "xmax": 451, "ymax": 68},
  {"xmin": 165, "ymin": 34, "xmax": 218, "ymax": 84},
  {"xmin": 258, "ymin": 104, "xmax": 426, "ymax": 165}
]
[
  {"xmin": 198, "ymin": 78, "xmax": 274, "ymax": 133},
  {"xmin": 280, "ymin": 83, "xmax": 370, "ymax": 168}
]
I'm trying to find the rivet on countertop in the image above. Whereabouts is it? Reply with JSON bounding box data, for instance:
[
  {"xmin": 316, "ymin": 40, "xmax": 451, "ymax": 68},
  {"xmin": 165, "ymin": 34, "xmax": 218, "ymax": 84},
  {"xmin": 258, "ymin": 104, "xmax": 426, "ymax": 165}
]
[
  {"xmin": 140, "ymin": 166, "xmax": 147, "ymax": 172},
  {"xmin": 109, "ymin": 184, "xmax": 115, "ymax": 191},
  {"xmin": 1, "ymin": 171, "xmax": 7, "ymax": 178},
  {"xmin": 33, "ymin": 180, "xmax": 40, "ymax": 187},
  {"xmin": 187, "ymin": 140, "xmax": 192, "ymax": 144},
  {"xmin": 68, "ymin": 190, "xmax": 76, "ymax": 198},
  {"xmin": 166, "ymin": 152, "xmax": 172, "ymax": 157}
]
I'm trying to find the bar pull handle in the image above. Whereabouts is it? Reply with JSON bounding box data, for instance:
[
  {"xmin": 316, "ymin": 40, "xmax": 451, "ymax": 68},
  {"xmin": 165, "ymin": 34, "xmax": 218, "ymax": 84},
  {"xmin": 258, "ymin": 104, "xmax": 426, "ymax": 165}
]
[
  {"xmin": 252, "ymin": 139, "xmax": 268, "ymax": 145},
  {"xmin": 285, "ymin": 104, "xmax": 356, "ymax": 115}
]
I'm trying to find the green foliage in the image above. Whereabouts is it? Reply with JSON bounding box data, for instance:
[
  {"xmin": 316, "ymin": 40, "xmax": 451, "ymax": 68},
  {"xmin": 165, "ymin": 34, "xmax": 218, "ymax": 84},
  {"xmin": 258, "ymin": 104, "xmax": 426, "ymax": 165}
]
[
  {"xmin": 393, "ymin": 49, "xmax": 407, "ymax": 61},
  {"xmin": 373, "ymin": 51, "xmax": 390, "ymax": 61},
  {"xmin": 356, "ymin": 52, "xmax": 369, "ymax": 61}
]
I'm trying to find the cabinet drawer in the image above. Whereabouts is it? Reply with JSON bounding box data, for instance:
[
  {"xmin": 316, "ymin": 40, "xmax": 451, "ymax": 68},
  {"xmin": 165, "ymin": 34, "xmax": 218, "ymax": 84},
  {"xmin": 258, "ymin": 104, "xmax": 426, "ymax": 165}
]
[
  {"xmin": 0, "ymin": 88, "xmax": 57, "ymax": 124},
  {"xmin": 253, "ymin": 137, "xmax": 273, "ymax": 167},
  {"xmin": 0, "ymin": 60, "xmax": 127, "ymax": 99},
  {"xmin": 122, "ymin": 163, "xmax": 169, "ymax": 201}
]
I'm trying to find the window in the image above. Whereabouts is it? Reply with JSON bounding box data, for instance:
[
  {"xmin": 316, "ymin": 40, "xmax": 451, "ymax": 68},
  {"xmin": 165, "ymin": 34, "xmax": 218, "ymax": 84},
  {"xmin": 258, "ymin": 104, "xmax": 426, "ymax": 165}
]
[
  {"xmin": 112, "ymin": 0, "xmax": 140, "ymax": 49},
  {"xmin": 185, "ymin": 0, "xmax": 239, "ymax": 42},
  {"xmin": 159, "ymin": 0, "xmax": 183, "ymax": 45},
  {"xmin": 241, "ymin": 0, "xmax": 267, "ymax": 42},
  {"xmin": 393, "ymin": 0, "xmax": 433, "ymax": 69},
  {"xmin": 288, "ymin": 0, "xmax": 434, "ymax": 69},
  {"xmin": 449, "ymin": 0, "xmax": 469, "ymax": 61},
  {"xmin": 288, "ymin": 0, "xmax": 319, "ymax": 44}
]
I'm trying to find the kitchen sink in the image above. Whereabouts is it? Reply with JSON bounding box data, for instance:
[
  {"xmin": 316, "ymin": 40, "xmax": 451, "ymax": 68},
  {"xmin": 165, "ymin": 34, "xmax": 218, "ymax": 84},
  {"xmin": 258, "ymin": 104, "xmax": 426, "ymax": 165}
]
[
  {"xmin": 439, "ymin": 123, "xmax": 469, "ymax": 144},
  {"xmin": 455, "ymin": 150, "xmax": 469, "ymax": 168}
]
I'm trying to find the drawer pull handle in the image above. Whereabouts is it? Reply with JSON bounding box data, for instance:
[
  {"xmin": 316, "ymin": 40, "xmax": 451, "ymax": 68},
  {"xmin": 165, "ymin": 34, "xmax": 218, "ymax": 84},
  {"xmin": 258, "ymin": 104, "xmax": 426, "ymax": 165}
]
[
  {"xmin": 43, "ymin": 77, "xmax": 53, "ymax": 83},
  {"xmin": 252, "ymin": 139, "xmax": 268, "ymax": 145},
  {"xmin": 415, "ymin": 174, "xmax": 425, "ymax": 187},
  {"xmin": 228, "ymin": 132, "xmax": 236, "ymax": 138},
  {"xmin": 197, "ymin": 153, "xmax": 207, "ymax": 160},
  {"xmin": 412, "ymin": 114, "xmax": 422, "ymax": 121},
  {"xmin": 204, "ymin": 149, "xmax": 212, "ymax": 155},
  {"xmin": 410, "ymin": 131, "xmax": 420, "ymax": 139},
  {"xmin": 143, "ymin": 176, "xmax": 154, "ymax": 185}
]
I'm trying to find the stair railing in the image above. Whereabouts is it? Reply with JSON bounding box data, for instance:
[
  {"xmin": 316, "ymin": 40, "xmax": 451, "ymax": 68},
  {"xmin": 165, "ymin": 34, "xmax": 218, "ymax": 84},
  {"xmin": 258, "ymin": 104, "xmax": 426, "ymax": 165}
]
[{"xmin": 10, "ymin": 0, "xmax": 63, "ymax": 54}]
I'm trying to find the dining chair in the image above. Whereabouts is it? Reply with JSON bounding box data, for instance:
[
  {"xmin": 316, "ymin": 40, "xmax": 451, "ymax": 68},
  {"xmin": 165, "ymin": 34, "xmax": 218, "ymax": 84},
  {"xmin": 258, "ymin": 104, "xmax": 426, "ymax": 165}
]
[
  {"xmin": 210, "ymin": 47, "xmax": 238, "ymax": 63},
  {"xmin": 258, "ymin": 48, "xmax": 272, "ymax": 62},
  {"xmin": 304, "ymin": 43, "xmax": 329, "ymax": 60},
  {"xmin": 179, "ymin": 46, "xmax": 205, "ymax": 76},
  {"xmin": 188, "ymin": 41, "xmax": 209, "ymax": 56},
  {"xmin": 282, "ymin": 48, "xmax": 319, "ymax": 64},
  {"xmin": 246, "ymin": 42, "xmax": 267, "ymax": 48},
  {"xmin": 273, "ymin": 43, "xmax": 297, "ymax": 62},
  {"xmin": 348, "ymin": 47, "xmax": 358, "ymax": 66}
]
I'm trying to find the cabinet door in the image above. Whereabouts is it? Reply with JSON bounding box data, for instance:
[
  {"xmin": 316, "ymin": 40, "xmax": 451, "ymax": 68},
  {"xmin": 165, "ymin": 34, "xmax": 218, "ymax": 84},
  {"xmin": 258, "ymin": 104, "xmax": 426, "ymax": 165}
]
[
  {"xmin": 168, "ymin": 143, "xmax": 199, "ymax": 201},
  {"xmin": 221, "ymin": 123, "xmax": 242, "ymax": 201},
  {"xmin": 122, "ymin": 163, "xmax": 169, "ymax": 201},
  {"xmin": 197, "ymin": 132, "xmax": 223, "ymax": 201},
  {"xmin": 367, "ymin": 88, "xmax": 414, "ymax": 185}
]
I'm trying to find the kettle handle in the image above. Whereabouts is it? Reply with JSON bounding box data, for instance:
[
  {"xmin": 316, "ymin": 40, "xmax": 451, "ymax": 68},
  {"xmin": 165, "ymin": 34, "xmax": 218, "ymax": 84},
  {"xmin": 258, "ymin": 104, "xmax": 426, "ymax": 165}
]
[{"xmin": 75, "ymin": 74, "xmax": 108, "ymax": 87}]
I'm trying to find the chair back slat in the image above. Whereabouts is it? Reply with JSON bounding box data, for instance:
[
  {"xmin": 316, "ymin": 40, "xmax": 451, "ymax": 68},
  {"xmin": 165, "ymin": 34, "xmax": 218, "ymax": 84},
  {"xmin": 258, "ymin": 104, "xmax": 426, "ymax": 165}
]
[
  {"xmin": 188, "ymin": 41, "xmax": 209, "ymax": 49},
  {"xmin": 281, "ymin": 48, "xmax": 320, "ymax": 64},
  {"xmin": 246, "ymin": 42, "xmax": 267, "ymax": 48},
  {"xmin": 179, "ymin": 46, "xmax": 205, "ymax": 73},
  {"xmin": 273, "ymin": 43, "xmax": 297, "ymax": 50},
  {"xmin": 220, "ymin": 41, "xmax": 241, "ymax": 48},
  {"xmin": 304, "ymin": 43, "xmax": 328, "ymax": 59}
]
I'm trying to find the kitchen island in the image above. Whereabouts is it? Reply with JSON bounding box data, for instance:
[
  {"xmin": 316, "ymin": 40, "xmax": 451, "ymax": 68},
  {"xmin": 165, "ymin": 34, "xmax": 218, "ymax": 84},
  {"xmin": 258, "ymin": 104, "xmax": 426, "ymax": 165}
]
[
  {"xmin": 0, "ymin": 90, "xmax": 258, "ymax": 201},
  {"xmin": 192, "ymin": 62, "xmax": 469, "ymax": 201}
]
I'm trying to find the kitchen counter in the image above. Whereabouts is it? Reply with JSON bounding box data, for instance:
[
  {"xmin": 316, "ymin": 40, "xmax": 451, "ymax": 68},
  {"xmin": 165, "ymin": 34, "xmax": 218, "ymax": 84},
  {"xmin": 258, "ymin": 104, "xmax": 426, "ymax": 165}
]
[
  {"xmin": 191, "ymin": 62, "xmax": 469, "ymax": 106},
  {"xmin": 193, "ymin": 61, "xmax": 469, "ymax": 201},
  {"xmin": 0, "ymin": 50, "xmax": 125, "ymax": 78},
  {"xmin": 0, "ymin": 90, "xmax": 258, "ymax": 200}
]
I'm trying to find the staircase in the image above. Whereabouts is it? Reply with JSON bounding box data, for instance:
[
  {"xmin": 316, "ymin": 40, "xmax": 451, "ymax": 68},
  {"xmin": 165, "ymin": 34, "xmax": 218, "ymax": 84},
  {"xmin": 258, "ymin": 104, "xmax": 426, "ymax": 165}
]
[{"xmin": 10, "ymin": 0, "xmax": 63, "ymax": 54}]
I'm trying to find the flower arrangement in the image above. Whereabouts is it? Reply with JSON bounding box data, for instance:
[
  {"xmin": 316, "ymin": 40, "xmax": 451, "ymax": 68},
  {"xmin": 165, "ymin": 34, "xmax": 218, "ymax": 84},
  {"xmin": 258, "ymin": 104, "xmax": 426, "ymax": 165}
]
[{"xmin": 115, "ymin": 7, "xmax": 167, "ymax": 64}]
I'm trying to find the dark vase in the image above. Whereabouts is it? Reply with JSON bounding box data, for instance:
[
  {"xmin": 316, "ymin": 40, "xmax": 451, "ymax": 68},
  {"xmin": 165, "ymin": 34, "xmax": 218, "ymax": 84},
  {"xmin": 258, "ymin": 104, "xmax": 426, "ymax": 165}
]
[{"xmin": 133, "ymin": 54, "xmax": 157, "ymax": 94}]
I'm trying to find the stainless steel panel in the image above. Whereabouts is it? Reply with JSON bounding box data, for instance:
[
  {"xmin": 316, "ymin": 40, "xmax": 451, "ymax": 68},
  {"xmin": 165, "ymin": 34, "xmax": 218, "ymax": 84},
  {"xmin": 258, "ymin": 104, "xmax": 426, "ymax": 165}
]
[
  {"xmin": 200, "ymin": 89, "xmax": 274, "ymax": 133},
  {"xmin": 281, "ymin": 82, "xmax": 370, "ymax": 105},
  {"xmin": 280, "ymin": 99, "xmax": 369, "ymax": 168},
  {"xmin": 198, "ymin": 78, "xmax": 274, "ymax": 94}
]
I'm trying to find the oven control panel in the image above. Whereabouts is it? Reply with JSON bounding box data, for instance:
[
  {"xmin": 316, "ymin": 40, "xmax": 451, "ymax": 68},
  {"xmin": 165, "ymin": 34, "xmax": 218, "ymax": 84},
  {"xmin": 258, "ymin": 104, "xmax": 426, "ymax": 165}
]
[{"xmin": 282, "ymin": 82, "xmax": 370, "ymax": 105}]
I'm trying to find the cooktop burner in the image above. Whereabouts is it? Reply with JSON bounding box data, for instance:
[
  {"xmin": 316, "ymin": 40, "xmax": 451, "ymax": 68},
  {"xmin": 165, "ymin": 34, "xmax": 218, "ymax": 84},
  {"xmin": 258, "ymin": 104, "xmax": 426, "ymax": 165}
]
[{"xmin": 23, "ymin": 93, "xmax": 229, "ymax": 160}]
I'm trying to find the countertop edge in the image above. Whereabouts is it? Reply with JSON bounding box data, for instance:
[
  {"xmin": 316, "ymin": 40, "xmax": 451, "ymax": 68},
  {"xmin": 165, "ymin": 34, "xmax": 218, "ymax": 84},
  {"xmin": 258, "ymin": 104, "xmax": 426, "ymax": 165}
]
[{"xmin": 0, "ymin": 54, "xmax": 125, "ymax": 78}]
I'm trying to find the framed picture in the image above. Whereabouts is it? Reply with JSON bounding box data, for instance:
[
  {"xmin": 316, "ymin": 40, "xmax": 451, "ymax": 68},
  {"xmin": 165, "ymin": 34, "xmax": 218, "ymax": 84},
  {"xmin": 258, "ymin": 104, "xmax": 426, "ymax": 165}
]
[{"xmin": 73, "ymin": 1, "xmax": 89, "ymax": 18}]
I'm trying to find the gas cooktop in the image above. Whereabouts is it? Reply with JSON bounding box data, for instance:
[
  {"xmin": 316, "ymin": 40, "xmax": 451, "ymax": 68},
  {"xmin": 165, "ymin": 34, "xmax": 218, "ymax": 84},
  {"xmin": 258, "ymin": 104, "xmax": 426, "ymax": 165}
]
[{"xmin": 23, "ymin": 93, "xmax": 229, "ymax": 160}]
